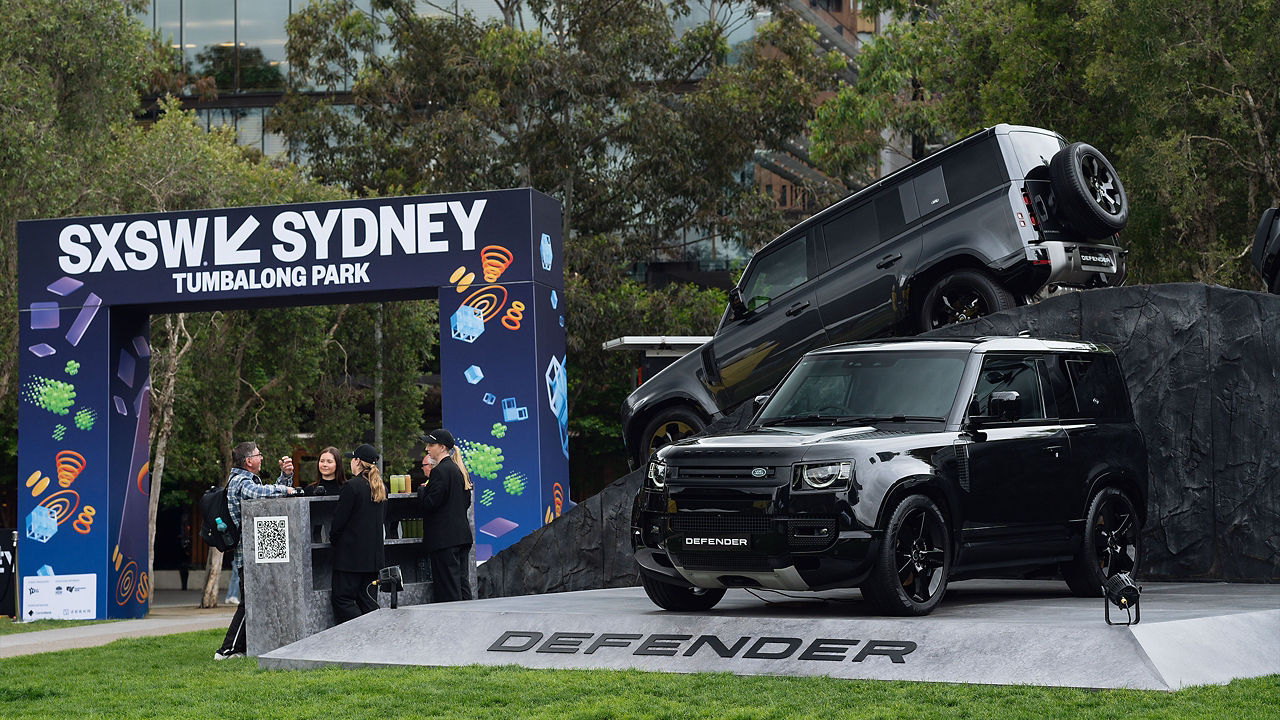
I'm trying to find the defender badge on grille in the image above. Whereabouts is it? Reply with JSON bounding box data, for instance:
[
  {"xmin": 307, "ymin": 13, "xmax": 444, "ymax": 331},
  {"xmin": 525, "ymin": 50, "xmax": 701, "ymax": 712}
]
[{"xmin": 751, "ymin": 467, "xmax": 767, "ymax": 478}]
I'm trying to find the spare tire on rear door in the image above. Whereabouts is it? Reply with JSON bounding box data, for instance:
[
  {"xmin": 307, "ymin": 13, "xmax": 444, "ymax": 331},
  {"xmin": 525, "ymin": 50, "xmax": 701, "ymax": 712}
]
[{"xmin": 1048, "ymin": 142, "xmax": 1129, "ymax": 239}]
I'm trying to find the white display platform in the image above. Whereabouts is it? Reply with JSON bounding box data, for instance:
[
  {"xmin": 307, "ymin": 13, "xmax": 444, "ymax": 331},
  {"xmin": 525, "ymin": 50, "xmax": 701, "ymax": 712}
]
[{"xmin": 258, "ymin": 579, "xmax": 1279, "ymax": 690}]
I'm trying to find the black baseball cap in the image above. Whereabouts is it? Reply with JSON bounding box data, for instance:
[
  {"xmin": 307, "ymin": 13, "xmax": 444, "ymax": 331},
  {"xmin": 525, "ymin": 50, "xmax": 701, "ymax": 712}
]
[
  {"xmin": 419, "ymin": 429, "xmax": 454, "ymax": 449},
  {"xmin": 344, "ymin": 443, "xmax": 380, "ymax": 463}
]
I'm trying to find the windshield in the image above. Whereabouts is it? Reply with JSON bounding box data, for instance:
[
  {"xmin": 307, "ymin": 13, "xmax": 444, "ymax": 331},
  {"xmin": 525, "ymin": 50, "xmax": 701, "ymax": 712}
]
[
  {"xmin": 1008, "ymin": 131, "xmax": 1065, "ymax": 177},
  {"xmin": 758, "ymin": 350, "xmax": 968, "ymax": 425}
]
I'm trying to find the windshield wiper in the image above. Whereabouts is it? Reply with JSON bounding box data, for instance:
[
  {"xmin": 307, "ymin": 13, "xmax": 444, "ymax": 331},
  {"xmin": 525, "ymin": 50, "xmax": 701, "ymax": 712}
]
[
  {"xmin": 837, "ymin": 415, "xmax": 944, "ymax": 424},
  {"xmin": 760, "ymin": 414, "xmax": 843, "ymax": 426}
]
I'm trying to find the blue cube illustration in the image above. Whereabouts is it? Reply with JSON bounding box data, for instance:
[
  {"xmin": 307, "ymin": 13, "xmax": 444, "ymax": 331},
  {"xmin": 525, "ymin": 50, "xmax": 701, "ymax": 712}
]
[
  {"xmin": 464, "ymin": 365, "xmax": 484, "ymax": 384},
  {"xmin": 502, "ymin": 397, "xmax": 529, "ymax": 422},
  {"xmin": 26, "ymin": 505, "xmax": 57, "ymax": 543},
  {"xmin": 37, "ymin": 564, "xmax": 55, "ymax": 576},
  {"xmin": 540, "ymin": 233, "xmax": 553, "ymax": 271},
  {"xmin": 450, "ymin": 305, "xmax": 485, "ymax": 343},
  {"xmin": 482, "ymin": 393, "xmax": 496, "ymax": 405},
  {"xmin": 550, "ymin": 290, "xmax": 558, "ymax": 309}
]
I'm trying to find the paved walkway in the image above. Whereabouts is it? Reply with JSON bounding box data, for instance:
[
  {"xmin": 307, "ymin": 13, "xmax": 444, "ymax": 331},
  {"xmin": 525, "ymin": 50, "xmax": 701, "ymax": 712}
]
[{"xmin": 1, "ymin": 589, "xmax": 234, "ymax": 658}]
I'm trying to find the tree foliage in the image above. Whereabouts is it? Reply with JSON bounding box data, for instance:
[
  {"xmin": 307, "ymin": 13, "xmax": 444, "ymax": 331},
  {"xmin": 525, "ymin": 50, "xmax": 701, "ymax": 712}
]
[
  {"xmin": 273, "ymin": 0, "xmax": 840, "ymax": 492},
  {"xmin": 811, "ymin": 0, "xmax": 1279, "ymax": 288}
]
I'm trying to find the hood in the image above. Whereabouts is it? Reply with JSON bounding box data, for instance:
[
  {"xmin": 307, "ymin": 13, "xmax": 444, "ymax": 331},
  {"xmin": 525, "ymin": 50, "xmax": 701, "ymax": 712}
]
[{"xmin": 655, "ymin": 424, "xmax": 930, "ymax": 466}]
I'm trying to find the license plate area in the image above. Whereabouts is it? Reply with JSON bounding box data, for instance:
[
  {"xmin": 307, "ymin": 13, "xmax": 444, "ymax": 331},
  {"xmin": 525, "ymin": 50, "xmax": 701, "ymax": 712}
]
[{"xmin": 1079, "ymin": 249, "xmax": 1113, "ymax": 268}]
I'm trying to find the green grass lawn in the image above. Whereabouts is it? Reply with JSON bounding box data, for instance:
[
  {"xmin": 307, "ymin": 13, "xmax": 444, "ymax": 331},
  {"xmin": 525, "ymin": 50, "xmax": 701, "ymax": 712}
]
[
  {"xmin": 0, "ymin": 617, "xmax": 120, "ymax": 636},
  {"xmin": 1, "ymin": 629, "xmax": 1275, "ymax": 719}
]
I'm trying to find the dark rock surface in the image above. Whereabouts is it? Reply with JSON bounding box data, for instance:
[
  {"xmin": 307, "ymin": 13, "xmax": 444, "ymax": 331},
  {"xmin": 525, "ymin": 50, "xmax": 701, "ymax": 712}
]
[{"xmin": 478, "ymin": 283, "xmax": 1279, "ymax": 599}]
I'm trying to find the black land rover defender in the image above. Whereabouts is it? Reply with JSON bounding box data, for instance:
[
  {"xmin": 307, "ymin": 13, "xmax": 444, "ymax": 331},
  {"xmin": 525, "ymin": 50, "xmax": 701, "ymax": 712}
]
[
  {"xmin": 623, "ymin": 125, "xmax": 1130, "ymax": 467},
  {"xmin": 631, "ymin": 337, "xmax": 1147, "ymax": 616}
]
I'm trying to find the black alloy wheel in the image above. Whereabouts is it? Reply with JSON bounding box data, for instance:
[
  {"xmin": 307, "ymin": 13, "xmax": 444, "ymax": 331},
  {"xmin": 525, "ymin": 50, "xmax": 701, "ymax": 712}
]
[
  {"xmin": 861, "ymin": 494, "xmax": 952, "ymax": 616},
  {"xmin": 638, "ymin": 407, "xmax": 706, "ymax": 465},
  {"xmin": 1063, "ymin": 487, "xmax": 1141, "ymax": 597},
  {"xmin": 918, "ymin": 269, "xmax": 1017, "ymax": 332},
  {"xmin": 1048, "ymin": 142, "xmax": 1129, "ymax": 239},
  {"xmin": 639, "ymin": 571, "xmax": 726, "ymax": 611}
]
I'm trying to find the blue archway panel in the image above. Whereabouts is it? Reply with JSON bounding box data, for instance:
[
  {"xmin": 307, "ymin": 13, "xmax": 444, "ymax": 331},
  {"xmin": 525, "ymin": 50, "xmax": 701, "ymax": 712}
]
[{"xmin": 16, "ymin": 189, "xmax": 565, "ymax": 619}]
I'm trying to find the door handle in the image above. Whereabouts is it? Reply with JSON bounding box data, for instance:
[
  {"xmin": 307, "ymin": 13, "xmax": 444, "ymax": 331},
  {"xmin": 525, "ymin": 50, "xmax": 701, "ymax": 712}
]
[
  {"xmin": 785, "ymin": 301, "xmax": 811, "ymax": 317},
  {"xmin": 876, "ymin": 253, "xmax": 903, "ymax": 270},
  {"xmin": 1044, "ymin": 445, "xmax": 1064, "ymax": 459}
]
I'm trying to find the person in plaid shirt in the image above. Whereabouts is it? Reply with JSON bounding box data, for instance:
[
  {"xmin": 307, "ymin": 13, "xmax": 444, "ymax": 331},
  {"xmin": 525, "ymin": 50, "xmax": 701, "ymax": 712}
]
[{"xmin": 214, "ymin": 441, "xmax": 297, "ymax": 660}]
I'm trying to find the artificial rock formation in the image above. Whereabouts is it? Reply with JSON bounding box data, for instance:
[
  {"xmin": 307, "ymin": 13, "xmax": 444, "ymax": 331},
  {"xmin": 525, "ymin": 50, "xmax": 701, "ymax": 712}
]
[{"xmin": 478, "ymin": 283, "xmax": 1280, "ymax": 599}]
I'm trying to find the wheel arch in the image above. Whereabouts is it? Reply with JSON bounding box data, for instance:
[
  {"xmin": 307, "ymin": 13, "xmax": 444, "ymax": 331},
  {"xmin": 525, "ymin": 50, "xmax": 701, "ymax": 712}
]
[
  {"xmin": 907, "ymin": 254, "xmax": 1032, "ymax": 326},
  {"xmin": 1083, "ymin": 470, "xmax": 1148, "ymax": 524},
  {"xmin": 873, "ymin": 475, "xmax": 962, "ymax": 551},
  {"xmin": 625, "ymin": 397, "xmax": 715, "ymax": 465}
]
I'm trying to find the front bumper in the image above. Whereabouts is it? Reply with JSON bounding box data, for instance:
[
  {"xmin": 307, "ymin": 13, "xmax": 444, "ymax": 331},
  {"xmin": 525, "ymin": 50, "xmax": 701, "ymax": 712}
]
[{"xmin": 632, "ymin": 511, "xmax": 877, "ymax": 592}]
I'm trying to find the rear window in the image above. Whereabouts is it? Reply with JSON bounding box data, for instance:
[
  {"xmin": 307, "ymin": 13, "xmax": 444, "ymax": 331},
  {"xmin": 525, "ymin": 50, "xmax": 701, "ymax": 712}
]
[
  {"xmin": 1058, "ymin": 355, "xmax": 1131, "ymax": 420},
  {"xmin": 1008, "ymin": 131, "xmax": 1065, "ymax": 177}
]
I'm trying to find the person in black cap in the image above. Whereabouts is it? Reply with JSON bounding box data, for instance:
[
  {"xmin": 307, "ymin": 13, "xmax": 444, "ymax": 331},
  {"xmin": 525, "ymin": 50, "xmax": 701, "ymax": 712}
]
[
  {"xmin": 330, "ymin": 443, "xmax": 387, "ymax": 623},
  {"xmin": 418, "ymin": 429, "xmax": 473, "ymax": 603}
]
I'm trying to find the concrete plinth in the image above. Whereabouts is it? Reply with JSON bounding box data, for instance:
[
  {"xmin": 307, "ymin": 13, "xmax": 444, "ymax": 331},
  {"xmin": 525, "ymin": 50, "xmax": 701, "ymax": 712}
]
[{"xmin": 258, "ymin": 579, "xmax": 1279, "ymax": 690}]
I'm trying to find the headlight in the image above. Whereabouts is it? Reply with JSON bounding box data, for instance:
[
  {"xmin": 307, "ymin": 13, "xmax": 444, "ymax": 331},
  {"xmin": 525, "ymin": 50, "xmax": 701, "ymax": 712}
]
[
  {"xmin": 647, "ymin": 460, "xmax": 670, "ymax": 489},
  {"xmin": 797, "ymin": 461, "xmax": 852, "ymax": 490}
]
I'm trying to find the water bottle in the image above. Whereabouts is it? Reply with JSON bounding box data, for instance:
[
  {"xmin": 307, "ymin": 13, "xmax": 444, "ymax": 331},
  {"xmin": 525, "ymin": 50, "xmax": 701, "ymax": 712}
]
[{"xmin": 215, "ymin": 518, "xmax": 227, "ymax": 532}]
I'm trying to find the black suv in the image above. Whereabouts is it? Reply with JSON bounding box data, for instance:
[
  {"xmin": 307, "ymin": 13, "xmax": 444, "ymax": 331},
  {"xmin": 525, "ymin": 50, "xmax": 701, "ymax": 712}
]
[
  {"xmin": 631, "ymin": 337, "xmax": 1147, "ymax": 615},
  {"xmin": 623, "ymin": 125, "xmax": 1130, "ymax": 466}
]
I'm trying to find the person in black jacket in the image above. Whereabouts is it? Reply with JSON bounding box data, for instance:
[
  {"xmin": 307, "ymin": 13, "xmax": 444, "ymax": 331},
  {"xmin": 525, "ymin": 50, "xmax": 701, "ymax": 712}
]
[
  {"xmin": 330, "ymin": 443, "xmax": 387, "ymax": 624},
  {"xmin": 418, "ymin": 429, "xmax": 473, "ymax": 603},
  {"xmin": 304, "ymin": 446, "xmax": 346, "ymax": 496}
]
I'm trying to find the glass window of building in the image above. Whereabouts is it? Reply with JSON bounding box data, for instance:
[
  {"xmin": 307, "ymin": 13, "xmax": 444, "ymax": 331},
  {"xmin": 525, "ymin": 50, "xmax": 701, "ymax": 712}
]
[{"xmin": 238, "ymin": 3, "xmax": 291, "ymax": 92}]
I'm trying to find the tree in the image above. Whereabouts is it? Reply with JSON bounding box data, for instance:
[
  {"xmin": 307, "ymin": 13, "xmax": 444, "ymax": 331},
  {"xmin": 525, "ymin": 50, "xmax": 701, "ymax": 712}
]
[
  {"xmin": 810, "ymin": 0, "xmax": 1279, "ymax": 289},
  {"xmin": 272, "ymin": 0, "xmax": 841, "ymax": 491}
]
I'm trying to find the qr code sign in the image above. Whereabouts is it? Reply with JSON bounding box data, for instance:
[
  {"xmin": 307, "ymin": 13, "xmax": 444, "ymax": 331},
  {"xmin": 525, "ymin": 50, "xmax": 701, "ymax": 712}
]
[{"xmin": 254, "ymin": 516, "xmax": 289, "ymax": 563}]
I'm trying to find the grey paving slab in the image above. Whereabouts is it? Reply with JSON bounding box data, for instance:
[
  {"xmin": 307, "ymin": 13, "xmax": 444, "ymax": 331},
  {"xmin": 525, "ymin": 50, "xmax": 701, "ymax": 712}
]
[{"xmin": 258, "ymin": 580, "xmax": 1279, "ymax": 690}]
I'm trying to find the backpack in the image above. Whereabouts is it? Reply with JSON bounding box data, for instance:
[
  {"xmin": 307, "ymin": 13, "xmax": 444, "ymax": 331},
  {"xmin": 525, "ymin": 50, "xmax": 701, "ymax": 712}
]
[{"xmin": 198, "ymin": 484, "xmax": 239, "ymax": 552}]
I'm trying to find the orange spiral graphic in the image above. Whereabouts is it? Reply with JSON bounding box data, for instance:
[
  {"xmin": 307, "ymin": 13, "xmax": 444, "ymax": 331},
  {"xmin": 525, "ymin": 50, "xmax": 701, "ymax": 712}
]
[
  {"xmin": 135, "ymin": 571, "xmax": 150, "ymax": 603},
  {"xmin": 73, "ymin": 505, "xmax": 95, "ymax": 534},
  {"xmin": 55, "ymin": 450, "xmax": 85, "ymax": 487},
  {"xmin": 116, "ymin": 561, "xmax": 137, "ymax": 606},
  {"xmin": 553, "ymin": 482, "xmax": 564, "ymax": 516},
  {"xmin": 480, "ymin": 245, "xmax": 514, "ymax": 282},
  {"xmin": 460, "ymin": 285, "xmax": 509, "ymax": 322},
  {"xmin": 38, "ymin": 489, "xmax": 81, "ymax": 525},
  {"xmin": 501, "ymin": 301, "xmax": 526, "ymax": 331},
  {"xmin": 136, "ymin": 461, "xmax": 151, "ymax": 495}
]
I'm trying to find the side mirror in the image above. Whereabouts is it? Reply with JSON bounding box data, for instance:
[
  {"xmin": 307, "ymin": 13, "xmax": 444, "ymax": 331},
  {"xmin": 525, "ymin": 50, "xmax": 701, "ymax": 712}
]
[
  {"xmin": 751, "ymin": 393, "xmax": 770, "ymax": 414},
  {"xmin": 728, "ymin": 288, "xmax": 748, "ymax": 319},
  {"xmin": 988, "ymin": 390, "xmax": 1022, "ymax": 422}
]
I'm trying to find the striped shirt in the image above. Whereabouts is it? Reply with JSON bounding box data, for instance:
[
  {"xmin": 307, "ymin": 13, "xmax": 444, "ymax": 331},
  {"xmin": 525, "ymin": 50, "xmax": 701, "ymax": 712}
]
[{"xmin": 226, "ymin": 466, "xmax": 293, "ymax": 571}]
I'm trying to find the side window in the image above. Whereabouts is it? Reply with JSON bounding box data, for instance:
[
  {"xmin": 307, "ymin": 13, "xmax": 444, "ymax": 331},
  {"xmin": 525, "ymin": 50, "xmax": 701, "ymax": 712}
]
[
  {"xmin": 739, "ymin": 235, "xmax": 809, "ymax": 312},
  {"xmin": 912, "ymin": 166, "xmax": 949, "ymax": 218},
  {"xmin": 875, "ymin": 185, "xmax": 908, "ymax": 240},
  {"xmin": 1061, "ymin": 356, "xmax": 1130, "ymax": 420},
  {"xmin": 941, "ymin": 136, "xmax": 1005, "ymax": 206},
  {"xmin": 971, "ymin": 356, "xmax": 1046, "ymax": 421},
  {"xmin": 821, "ymin": 203, "xmax": 878, "ymax": 267}
]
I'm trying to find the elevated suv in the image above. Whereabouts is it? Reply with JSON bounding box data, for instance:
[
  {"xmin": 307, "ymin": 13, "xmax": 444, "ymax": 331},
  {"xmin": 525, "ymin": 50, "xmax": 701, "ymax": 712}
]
[
  {"xmin": 623, "ymin": 125, "xmax": 1130, "ymax": 466},
  {"xmin": 631, "ymin": 337, "xmax": 1147, "ymax": 615}
]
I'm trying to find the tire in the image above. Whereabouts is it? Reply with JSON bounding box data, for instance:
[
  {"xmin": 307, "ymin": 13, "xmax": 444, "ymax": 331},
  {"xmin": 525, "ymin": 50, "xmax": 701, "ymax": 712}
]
[
  {"xmin": 637, "ymin": 407, "xmax": 706, "ymax": 465},
  {"xmin": 860, "ymin": 494, "xmax": 952, "ymax": 616},
  {"xmin": 1048, "ymin": 142, "xmax": 1129, "ymax": 239},
  {"xmin": 1062, "ymin": 487, "xmax": 1141, "ymax": 597},
  {"xmin": 917, "ymin": 269, "xmax": 1017, "ymax": 332},
  {"xmin": 639, "ymin": 571, "xmax": 726, "ymax": 611}
]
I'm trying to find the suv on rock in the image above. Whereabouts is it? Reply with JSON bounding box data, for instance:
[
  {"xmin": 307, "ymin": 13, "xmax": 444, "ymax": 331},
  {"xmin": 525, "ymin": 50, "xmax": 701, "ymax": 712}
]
[
  {"xmin": 623, "ymin": 124, "xmax": 1130, "ymax": 467},
  {"xmin": 630, "ymin": 337, "xmax": 1147, "ymax": 616}
]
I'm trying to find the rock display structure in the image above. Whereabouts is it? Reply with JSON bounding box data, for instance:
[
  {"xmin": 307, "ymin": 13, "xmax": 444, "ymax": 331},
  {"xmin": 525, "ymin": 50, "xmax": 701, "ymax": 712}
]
[{"xmin": 478, "ymin": 283, "xmax": 1280, "ymax": 598}]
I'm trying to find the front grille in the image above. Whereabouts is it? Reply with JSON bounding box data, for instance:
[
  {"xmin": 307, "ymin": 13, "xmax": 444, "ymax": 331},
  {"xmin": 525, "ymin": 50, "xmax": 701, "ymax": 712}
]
[
  {"xmin": 676, "ymin": 466, "xmax": 779, "ymax": 481},
  {"xmin": 669, "ymin": 551, "xmax": 774, "ymax": 572},
  {"xmin": 671, "ymin": 515, "xmax": 771, "ymax": 535}
]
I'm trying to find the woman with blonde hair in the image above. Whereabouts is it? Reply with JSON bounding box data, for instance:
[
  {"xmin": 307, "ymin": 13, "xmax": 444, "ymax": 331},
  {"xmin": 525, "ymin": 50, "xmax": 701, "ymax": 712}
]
[
  {"xmin": 329, "ymin": 443, "xmax": 386, "ymax": 623},
  {"xmin": 417, "ymin": 429, "xmax": 473, "ymax": 603}
]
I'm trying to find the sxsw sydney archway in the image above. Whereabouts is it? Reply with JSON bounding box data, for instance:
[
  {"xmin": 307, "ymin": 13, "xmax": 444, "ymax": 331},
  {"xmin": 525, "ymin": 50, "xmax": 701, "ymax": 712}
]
[{"xmin": 16, "ymin": 189, "xmax": 567, "ymax": 619}]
